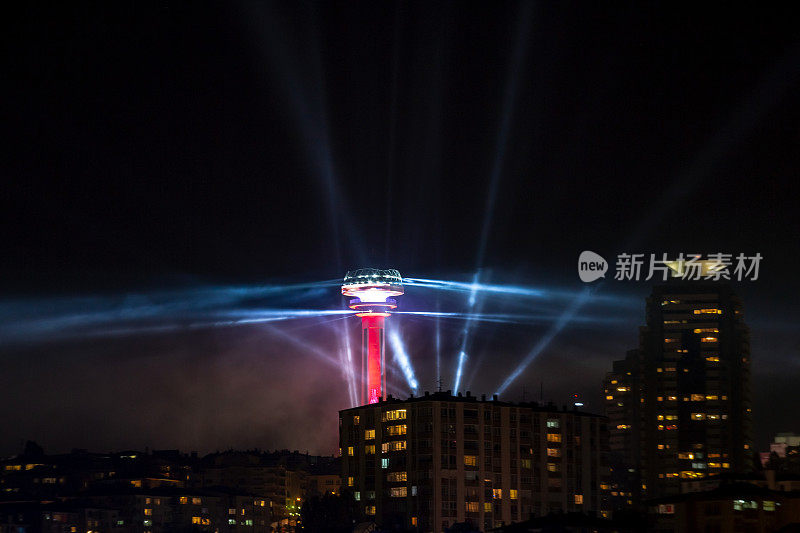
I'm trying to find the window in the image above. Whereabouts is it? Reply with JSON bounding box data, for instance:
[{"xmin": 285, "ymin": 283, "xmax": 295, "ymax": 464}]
[
  {"xmin": 353, "ymin": 415, "xmax": 360, "ymax": 425},
  {"xmin": 701, "ymin": 336, "xmax": 718, "ymax": 343},
  {"xmin": 386, "ymin": 424, "xmax": 407, "ymax": 436},
  {"xmin": 192, "ymin": 498, "xmax": 201, "ymax": 505},
  {"xmin": 574, "ymin": 494, "xmax": 583, "ymax": 505},
  {"xmin": 390, "ymin": 487, "xmax": 407, "ymax": 497},
  {"xmin": 764, "ymin": 501, "xmax": 776, "ymax": 512},
  {"xmin": 484, "ymin": 503, "xmax": 492, "ymax": 512},
  {"xmin": 616, "ymin": 424, "xmax": 630, "ymax": 430},
  {"xmin": 365, "ymin": 506, "xmax": 376, "ymax": 516},
  {"xmin": 547, "ymin": 463, "xmax": 560, "ymax": 473},
  {"xmin": 657, "ymin": 504, "xmax": 675, "ymax": 515},
  {"xmin": 605, "ymin": 395, "xmax": 614, "ymax": 400},
  {"xmin": 365, "ymin": 444, "xmax": 375, "ymax": 454},
  {"xmin": 492, "ymin": 488, "xmax": 502, "ymax": 499},
  {"xmin": 733, "ymin": 500, "xmax": 758, "ymax": 511},
  {"xmin": 144, "ymin": 509, "xmax": 152, "ymax": 516},
  {"xmin": 547, "ymin": 419, "xmax": 560, "ymax": 428},
  {"xmin": 383, "ymin": 409, "xmax": 407, "ymax": 421},
  {"xmin": 179, "ymin": 497, "xmax": 188, "ymax": 505},
  {"xmin": 616, "ymin": 386, "xmax": 630, "ymax": 392},
  {"xmin": 706, "ymin": 356, "xmax": 720, "ymax": 362},
  {"xmin": 381, "ymin": 458, "xmax": 389, "ymax": 469},
  {"xmin": 464, "ymin": 455, "xmax": 477, "ymax": 467},
  {"xmin": 465, "ymin": 501, "xmax": 479, "ymax": 512},
  {"xmin": 691, "ymin": 413, "xmax": 706, "ymax": 420},
  {"xmin": 510, "ymin": 489, "xmax": 518, "ymax": 500},
  {"xmin": 382, "ymin": 441, "xmax": 407, "ymax": 453},
  {"xmin": 365, "ymin": 429, "xmax": 375, "ymax": 440},
  {"xmin": 348, "ymin": 446, "xmax": 354, "ymax": 456},
  {"xmin": 547, "ymin": 448, "xmax": 561, "ymax": 457},
  {"xmin": 354, "ymin": 491, "xmax": 360, "ymax": 501},
  {"xmin": 693, "ymin": 328, "xmax": 719, "ymax": 334},
  {"xmin": 521, "ymin": 459, "xmax": 532, "ymax": 469},
  {"xmin": 347, "ymin": 476, "xmax": 354, "ymax": 487},
  {"xmin": 691, "ymin": 394, "xmax": 705, "ymax": 401},
  {"xmin": 694, "ymin": 308, "xmax": 722, "ymax": 315},
  {"xmin": 547, "ymin": 433, "xmax": 562, "ymax": 443},
  {"xmin": 229, "ymin": 509, "xmax": 236, "ymax": 515},
  {"xmin": 387, "ymin": 471, "xmax": 407, "ymax": 482}
]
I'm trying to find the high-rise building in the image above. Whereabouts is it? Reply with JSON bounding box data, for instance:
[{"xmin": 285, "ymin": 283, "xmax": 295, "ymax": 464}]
[
  {"xmin": 340, "ymin": 392, "xmax": 610, "ymax": 532},
  {"xmin": 604, "ymin": 282, "xmax": 754, "ymax": 502}
]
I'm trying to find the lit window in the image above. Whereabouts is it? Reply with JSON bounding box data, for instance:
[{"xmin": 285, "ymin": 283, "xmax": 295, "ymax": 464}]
[
  {"xmin": 605, "ymin": 395, "xmax": 614, "ymax": 400},
  {"xmin": 705, "ymin": 356, "xmax": 720, "ymax": 362},
  {"xmin": 465, "ymin": 501, "xmax": 479, "ymax": 512},
  {"xmin": 510, "ymin": 489, "xmax": 518, "ymax": 500},
  {"xmin": 764, "ymin": 501, "xmax": 776, "ymax": 512},
  {"xmin": 354, "ymin": 492, "xmax": 360, "ymax": 501},
  {"xmin": 464, "ymin": 455, "xmax": 477, "ymax": 467},
  {"xmin": 547, "ymin": 448, "xmax": 561, "ymax": 457},
  {"xmin": 381, "ymin": 458, "xmax": 389, "ymax": 469},
  {"xmin": 547, "ymin": 419, "xmax": 560, "ymax": 428},
  {"xmin": 547, "ymin": 433, "xmax": 562, "ymax": 443},
  {"xmin": 365, "ymin": 429, "xmax": 375, "ymax": 440},
  {"xmin": 382, "ymin": 409, "xmax": 407, "ymax": 421},
  {"xmin": 228, "ymin": 509, "xmax": 236, "ymax": 515},
  {"xmin": 144, "ymin": 509, "xmax": 152, "ymax": 516},
  {"xmin": 691, "ymin": 413, "xmax": 706, "ymax": 420},
  {"xmin": 484, "ymin": 502, "xmax": 492, "ymax": 512},
  {"xmin": 411, "ymin": 517, "xmax": 418, "ymax": 526},
  {"xmin": 386, "ymin": 424, "xmax": 407, "ymax": 436},
  {"xmin": 179, "ymin": 497, "xmax": 188, "ymax": 505},
  {"xmin": 348, "ymin": 446, "xmax": 354, "ymax": 456},
  {"xmin": 678, "ymin": 452, "xmax": 695, "ymax": 460},
  {"xmin": 616, "ymin": 424, "xmax": 630, "ymax": 430},
  {"xmin": 733, "ymin": 500, "xmax": 758, "ymax": 511},
  {"xmin": 706, "ymin": 395, "xmax": 718, "ymax": 400},
  {"xmin": 365, "ymin": 444, "xmax": 375, "ymax": 454},
  {"xmin": 347, "ymin": 476, "xmax": 354, "ymax": 487},
  {"xmin": 493, "ymin": 488, "xmax": 502, "ymax": 499},
  {"xmin": 694, "ymin": 308, "xmax": 722, "ymax": 315},
  {"xmin": 547, "ymin": 463, "xmax": 560, "ymax": 473},
  {"xmin": 387, "ymin": 471, "xmax": 407, "ymax": 482},
  {"xmin": 521, "ymin": 459, "xmax": 532, "ymax": 469},
  {"xmin": 667, "ymin": 396, "xmax": 677, "ymax": 401},
  {"xmin": 390, "ymin": 487, "xmax": 407, "ymax": 497},
  {"xmin": 354, "ymin": 415, "xmax": 360, "ymax": 425},
  {"xmin": 693, "ymin": 328, "xmax": 719, "ymax": 334},
  {"xmin": 365, "ymin": 506, "xmax": 376, "ymax": 516},
  {"xmin": 616, "ymin": 386, "xmax": 630, "ymax": 392},
  {"xmin": 657, "ymin": 504, "xmax": 675, "ymax": 514},
  {"xmin": 192, "ymin": 498, "xmax": 201, "ymax": 505},
  {"xmin": 701, "ymin": 336, "xmax": 718, "ymax": 343},
  {"xmin": 574, "ymin": 494, "xmax": 584, "ymax": 505}
]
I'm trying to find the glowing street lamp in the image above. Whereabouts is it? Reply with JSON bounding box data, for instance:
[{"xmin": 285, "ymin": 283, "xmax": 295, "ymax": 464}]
[{"xmin": 342, "ymin": 269, "xmax": 404, "ymax": 405}]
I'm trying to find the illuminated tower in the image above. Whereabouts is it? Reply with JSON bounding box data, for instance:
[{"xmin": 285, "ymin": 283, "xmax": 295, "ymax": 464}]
[{"xmin": 342, "ymin": 269, "xmax": 404, "ymax": 405}]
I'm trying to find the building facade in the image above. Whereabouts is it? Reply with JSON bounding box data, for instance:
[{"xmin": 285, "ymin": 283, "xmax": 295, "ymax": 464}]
[
  {"xmin": 340, "ymin": 392, "xmax": 610, "ymax": 532},
  {"xmin": 604, "ymin": 282, "xmax": 754, "ymax": 502}
]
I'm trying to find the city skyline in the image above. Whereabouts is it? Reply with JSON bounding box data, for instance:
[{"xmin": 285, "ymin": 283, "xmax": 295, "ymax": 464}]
[{"xmin": 3, "ymin": 2, "xmax": 799, "ymax": 464}]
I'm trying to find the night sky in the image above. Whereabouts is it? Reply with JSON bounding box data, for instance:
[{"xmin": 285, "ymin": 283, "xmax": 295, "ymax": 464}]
[{"xmin": 2, "ymin": 3, "xmax": 799, "ymax": 457}]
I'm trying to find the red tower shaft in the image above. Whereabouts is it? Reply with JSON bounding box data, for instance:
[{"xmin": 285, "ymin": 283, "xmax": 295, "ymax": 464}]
[{"xmin": 361, "ymin": 315, "xmax": 385, "ymax": 404}]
